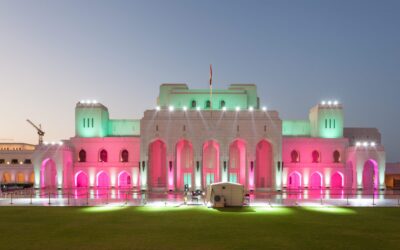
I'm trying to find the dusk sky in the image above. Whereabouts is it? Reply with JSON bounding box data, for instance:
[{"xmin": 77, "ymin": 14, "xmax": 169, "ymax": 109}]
[{"xmin": 0, "ymin": 0, "xmax": 399, "ymax": 162}]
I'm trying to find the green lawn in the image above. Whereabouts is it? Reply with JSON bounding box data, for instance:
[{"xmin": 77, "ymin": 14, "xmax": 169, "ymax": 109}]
[{"xmin": 0, "ymin": 205, "xmax": 399, "ymax": 250}]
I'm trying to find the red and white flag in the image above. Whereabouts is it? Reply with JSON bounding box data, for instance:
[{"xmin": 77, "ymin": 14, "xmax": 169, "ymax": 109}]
[{"xmin": 209, "ymin": 64, "xmax": 212, "ymax": 86}]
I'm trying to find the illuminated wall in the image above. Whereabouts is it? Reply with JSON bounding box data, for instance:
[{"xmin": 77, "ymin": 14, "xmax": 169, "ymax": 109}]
[
  {"xmin": 282, "ymin": 137, "xmax": 350, "ymax": 189},
  {"xmin": 157, "ymin": 83, "xmax": 259, "ymax": 110},
  {"xmin": 309, "ymin": 104, "xmax": 344, "ymax": 138},
  {"xmin": 70, "ymin": 137, "xmax": 140, "ymax": 188},
  {"xmin": 75, "ymin": 102, "xmax": 140, "ymax": 138},
  {"xmin": 16, "ymin": 84, "xmax": 386, "ymax": 192},
  {"xmin": 282, "ymin": 120, "xmax": 311, "ymax": 137},
  {"xmin": 346, "ymin": 145, "xmax": 386, "ymax": 190}
]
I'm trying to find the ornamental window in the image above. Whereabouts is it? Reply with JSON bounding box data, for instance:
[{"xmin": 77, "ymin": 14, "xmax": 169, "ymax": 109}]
[
  {"xmin": 312, "ymin": 150, "xmax": 320, "ymax": 163},
  {"xmin": 121, "ymin": 150, "xmax": 129, "ymax": 162},
  {"xmin": 291, "ymin": 150, "xmax": 300, "ymax": 163},
  {"xmin": 99, "ymin": 149, "xmax": 108, "ymax": 162},
  {"xmin": 333, "ymin": 150, "xmax": 341, "ymax": 163},
  {"xmin": 79, "ymin": 149, "xmax": 87, "ymax": 162}
]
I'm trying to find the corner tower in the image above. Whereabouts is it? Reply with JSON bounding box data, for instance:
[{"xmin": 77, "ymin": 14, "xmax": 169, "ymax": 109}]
[
  {"xmin": 75, "ymin": 101, "xmax": 109, "ymax": 137},
  {"xmin": 309, "ymin": 101, "xmax": 344, "ymax": 138}
]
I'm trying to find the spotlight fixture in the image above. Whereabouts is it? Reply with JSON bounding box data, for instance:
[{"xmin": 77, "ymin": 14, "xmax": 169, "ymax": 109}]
[
  {"xmin": 196, "ymin": 107, "xmax": 201, "ymax": 111},
  {"xmin": 249, "ymin": 106, "xmax": 254, "ymax": 111},
  {"xmin": 236, "ymin": 106, "xmax": 241, "ymax": 111},
  {"xmin": 183, "ymin": 106, "xmax": 187, "ymax": 111},
  {"xmin": 169, "ymin": 106, "xmax": 174, "ymax": 112},
  {"xmin": 222, "ymin": 107, "xmax": 227, "ymax": 111},
  {"xmin": 262, "ymin": 106, "xmax": 267, "ymax": 111},
  {"xmin": 321, "ymin": 100, "xmax": 339, "ymax": 106},
  {"xmin": 156, "ymin": 106, "xmax": 160, "ymax": 111}
]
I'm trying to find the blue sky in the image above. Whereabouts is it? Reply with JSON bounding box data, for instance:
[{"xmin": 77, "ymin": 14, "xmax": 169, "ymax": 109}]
[{"xmin": 0, "ymin": 0, "xmax": 399, "ymax": 161}]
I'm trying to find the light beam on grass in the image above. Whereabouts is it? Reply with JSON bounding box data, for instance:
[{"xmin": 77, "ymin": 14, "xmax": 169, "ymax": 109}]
[
  {"xmin": 302, "ymin": 206, "xmax": 356, "ymax": 214},
  {"xmin": 81, "ymin": 204, "xmax": 127, "ymax": 213}
]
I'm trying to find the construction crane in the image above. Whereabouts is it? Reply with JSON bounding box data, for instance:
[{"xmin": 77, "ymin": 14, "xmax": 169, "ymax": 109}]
[{"xmin": 26, "ymin": 119, "xmax": 45, "ymax": 145}]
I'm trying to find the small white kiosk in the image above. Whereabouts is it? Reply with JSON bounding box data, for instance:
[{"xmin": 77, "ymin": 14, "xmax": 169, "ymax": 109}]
[{"xmin": 205, "ymin": 182, "xmax": 245, "ymax": 207}]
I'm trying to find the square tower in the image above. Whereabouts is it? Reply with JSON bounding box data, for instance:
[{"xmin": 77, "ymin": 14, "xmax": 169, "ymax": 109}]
[
  {"xmin": 309, "ymin": 101, "xmax": 344, "ymax": 138},
  {"xmin": 75, "ymin": 101, "xmax": 109, "ymax": 138}
]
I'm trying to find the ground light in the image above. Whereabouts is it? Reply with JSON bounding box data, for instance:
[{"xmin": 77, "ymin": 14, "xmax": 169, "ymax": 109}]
[
  {"xmin": 301, "ymin": 206, "xmax": 356, "ymax": 214},
  {"xmin": 251, "ymin": 206, "xmax": 294, "ymax": 215},
  {"xmin": 81, "ymin": 204, "xmax": 128, "ymax": 213},
  {"xmin": 137, "ymin": 204, "xmax": 215, "ymax": 213}
]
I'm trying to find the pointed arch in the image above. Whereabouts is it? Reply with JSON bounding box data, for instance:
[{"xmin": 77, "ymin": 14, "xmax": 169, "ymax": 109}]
[
  {"xmin": 309, "ymin": 172, "xmax": 323, "ymax": 189},
  {"xmin": 75, "ymin": 171, "xmax": 88, "ymax": 188},
  {"xmin": 229, "ymin": 139, "xmax": 246, "ymax": 185},
  {"xmin": 16, "ymin": 172, "xmax": 25, "ymax": 183},
  {"xmin": 148, "ymin": 139, "xmax": 167, "ymax": 189},
  {"xmin": 40, "ymin": 158, "xmax": 57, "ymax": 188},
  {"xmin": 312, "ymin": 150, "xmax": 321, "ymax": 163},
  {"xmin": 331, "ymin": 171, "xmax": 344, "ymax": 189},
  {"xmin": 78, "ymin": 149, "xmax": 86, "ymax": 162},
  {"xmin": 363, "ymin": 159, "xmax": 378, "ymax": 190},
  {"xmin": 333, "ymin": 150, "xmax": 341, "ymax": 163},
  {"xmin": 255, "ymin": 139, "xmax": 273, "ymax": 188},
  {"xmin": 120, "ymin": 149, "xmax": 129, "ymax": 162},
  {"xmin": 288, "ymin": 171, "xmax": 302, "ymax": 189},
  {"xmin": 96, "ymin": 171, "xmax": 110, "ymax": 187},
  {"xmin": 118, "ymin": 171, "xmax": 131, "ymax": 188},
  {"xmin": 99, "ymin": 149, "xmax": 108, "ymax": 162},
  {"xmin": 203, "ymin": 140, "xmax": 220, "ymax": 186},
  {"xmin": 2, "ymin": 172, "xmax": 11, "ymax": 183},
  {"xmin": 291, "ymin": 150, "xmax": 300, "ymax": 163},
  {"xmin": 176, "ymin": 139, "xmax": 194, "ymax": 190}
]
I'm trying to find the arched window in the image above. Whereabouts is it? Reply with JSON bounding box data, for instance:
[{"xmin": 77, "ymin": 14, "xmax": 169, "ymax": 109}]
[
  {"xmin": 220, "ymin": 100, "xmax": 225, "ymax": 108},
  {"xmin": 291, "ymin": 150, "xmax": 300, "ymax": 163},
  {"xmin": 191, "ymin": 100, "xmax": 197, "ymax": 108},
  {"xmin": 333, "ymin": 150, "xmax": 341, "ymax": 163},
  {"xmin": 121, "ymin": 149, "xmax": 129, "ymax": 162},
  {"xmin": 78, "ymin": 149, "xmax": 86, "ymax": 162},
  {"xmin": 99, "ymin": 149, "xmax": 108, "ymax": 162},
  {"xmin": 205, "ymin": 100, "xmax": 211, "ymax": 109},
  {"xmin": 312, "ymin": 150, "xmax": 320, "ymax": 163}
]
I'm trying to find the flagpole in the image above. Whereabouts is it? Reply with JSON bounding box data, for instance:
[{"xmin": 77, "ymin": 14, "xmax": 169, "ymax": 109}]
[{"xmin": 209, "ymin": 64, "xmax": 212, "ymax": 110}]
